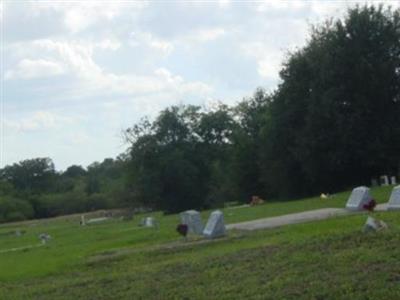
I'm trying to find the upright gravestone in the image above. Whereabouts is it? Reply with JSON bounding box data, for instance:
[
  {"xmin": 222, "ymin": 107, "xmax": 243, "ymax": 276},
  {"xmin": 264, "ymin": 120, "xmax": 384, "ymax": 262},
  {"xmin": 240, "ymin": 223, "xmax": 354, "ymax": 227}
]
[
  {"xmin": 345, "ymin": 186, "xmax": 372, "ymax": 211},
  {"xmin": 142, "ymin": 217, "xmax": 156, "ymax": 228},
  {"xmin": 80, "ymin": 215, "xmax": 86, "ymax": 226},
  {"xmin": 388, "ymin": 185, "xmax": 400, "ymax": 210},
  {"xmin": 391, "ymin": 176, "xmax": 397, "ymax": 185},
  {"xmin": 380, "ymin": 175, "xmax": 389, "ymax": 186},
  {"xmin": 371, "ymin": 178, "xmax": 378, "ymax": 187},
  {"xmin": 203, "ymin": 210, "xmax": 226, "ymax": 239},
  {"xmin": 180, "ymin": 210, "xmax": 203, "ymax": 235}
]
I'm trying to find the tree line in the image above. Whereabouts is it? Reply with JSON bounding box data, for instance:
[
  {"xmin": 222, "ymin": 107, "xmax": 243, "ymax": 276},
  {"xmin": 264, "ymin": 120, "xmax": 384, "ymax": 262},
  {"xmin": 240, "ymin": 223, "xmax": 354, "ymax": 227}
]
[
  {"xmin": 1, "ymin": 5, "xmax": 399, "ymax": 221},
  {"xmin": 0, "ymin": 157, "xmax": 130, "ymax": 222}
]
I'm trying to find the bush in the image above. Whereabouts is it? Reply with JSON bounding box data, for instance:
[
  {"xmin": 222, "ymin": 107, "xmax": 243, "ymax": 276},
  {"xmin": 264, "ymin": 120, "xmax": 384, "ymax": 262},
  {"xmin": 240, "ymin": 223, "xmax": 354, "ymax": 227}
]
[{"xmin": 0, "ymin": 196, "xmax": 34, "ymax": 223}]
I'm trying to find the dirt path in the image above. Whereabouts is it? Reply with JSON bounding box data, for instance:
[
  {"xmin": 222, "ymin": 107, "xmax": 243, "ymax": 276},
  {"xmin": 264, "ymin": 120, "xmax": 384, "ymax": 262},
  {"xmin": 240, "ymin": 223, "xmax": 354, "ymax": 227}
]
[
  {"xmin": 226, "ymin": 208, "xmax": 348, "ymax": 231},
  {"xmin": 226, "ymin": 203, "xmax": 389, "ymax": 231}
]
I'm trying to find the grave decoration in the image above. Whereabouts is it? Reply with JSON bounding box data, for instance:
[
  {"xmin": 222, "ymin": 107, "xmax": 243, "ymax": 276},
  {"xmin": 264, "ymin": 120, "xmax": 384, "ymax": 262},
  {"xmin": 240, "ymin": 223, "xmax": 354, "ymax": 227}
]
[
  {"xmin": 362, "ymin": 198, "xmax": 377, "ymax": 212},
  {"xmin": 320, "ymin": 193, "xmax": 330, "ymax": 199},
  {"xmin": 176, "ymin": 224, "xmax": 188, "ymax": 238},
  {"xmin": 250, "ymin": 196, "xmax": 265, "ymax": 206}
]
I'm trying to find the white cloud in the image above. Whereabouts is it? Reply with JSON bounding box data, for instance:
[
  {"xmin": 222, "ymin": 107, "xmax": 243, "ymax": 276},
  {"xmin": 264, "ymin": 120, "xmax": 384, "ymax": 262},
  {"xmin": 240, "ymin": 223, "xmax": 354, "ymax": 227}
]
[
  {"xmin": 309, "ymin": 1, "xmax": 348, "ymax": 19},
  {"xmin": 68, "ymin": 132, "xmax": 91, "ymax": 145},
  {"xmin": 6, "ymin": 0, "xmax": 397, "ymax": 169},
  {"xmin": 96, "ymin": 39, "xmax": 121, "ymax": 51},
  {"xmin": 193, "ymin": 28, "xmax": 225, "ymax": 42},
  {"xmin": 0, "ymin": 1, "xmax": 3, "ymax": 22},
  {"xmin": 31, "ymin": 1, "xmax": 146, "ymax": 33},
  {"xmin": 4, "ymin": 111, "xmax": 75, "ymax": 133},
  {"xmin": 218, "ymin": 0, "xmax": 231, "ymax": 9},
  {"xmin": 154, "ymin": 68, "xmax": 212, "ymax": 96},
  {"xmin": 256, "ymin": 0, "xmax": 307, "ymax": 13},
  {"xmin": 129, "ymin": 31, "xmax": 174, "ymax": 55},
  {"xmin": 5, "ymin": 59, "xmax": 65, "ymax": 80},
  {"xmin": 241, "ymin": 42, "xmax": 284, "ymax": 81},
  {"xmin": 8, "ymin": 38, "xmax": 211, "ymax": 100}
]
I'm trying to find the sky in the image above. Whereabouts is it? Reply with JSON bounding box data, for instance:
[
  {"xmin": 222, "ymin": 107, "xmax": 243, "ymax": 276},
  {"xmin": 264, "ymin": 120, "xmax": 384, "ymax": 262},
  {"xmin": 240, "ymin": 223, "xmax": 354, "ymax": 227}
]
[{"xmin": 1, "ymin": 0, "xmax": 399, "ymax": 170}]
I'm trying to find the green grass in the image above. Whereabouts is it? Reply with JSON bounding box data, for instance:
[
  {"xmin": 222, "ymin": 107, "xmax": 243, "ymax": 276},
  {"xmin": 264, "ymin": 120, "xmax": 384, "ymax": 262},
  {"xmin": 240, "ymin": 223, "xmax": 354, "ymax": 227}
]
[{"xmin": 0, "ymin": 185, "xmax": 398, "ymax": 299}]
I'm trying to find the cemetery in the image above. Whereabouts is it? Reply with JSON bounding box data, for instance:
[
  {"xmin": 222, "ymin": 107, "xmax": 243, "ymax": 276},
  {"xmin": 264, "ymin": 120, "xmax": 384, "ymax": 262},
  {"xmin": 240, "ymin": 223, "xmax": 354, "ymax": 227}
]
[
  {"xmin": 0, "ymin": 184, "xmax": 400, "ymax": 299},
  {"xmin": 1, "ymin": 1, "xmax": 399, "ymax": 298}
]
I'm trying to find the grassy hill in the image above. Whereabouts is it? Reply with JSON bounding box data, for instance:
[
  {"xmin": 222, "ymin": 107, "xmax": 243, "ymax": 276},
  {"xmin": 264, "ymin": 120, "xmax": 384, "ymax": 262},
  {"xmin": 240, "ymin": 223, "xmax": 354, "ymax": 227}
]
[{"xmin": 1, "ymin": 186, "xmax": 399, "ymax": 299}]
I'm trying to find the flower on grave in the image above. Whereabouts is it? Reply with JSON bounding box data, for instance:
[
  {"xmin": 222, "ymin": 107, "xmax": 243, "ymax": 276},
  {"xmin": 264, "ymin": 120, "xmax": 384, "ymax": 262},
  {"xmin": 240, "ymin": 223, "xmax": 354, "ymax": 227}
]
[
  {"xmin": 363, "ymin": 199, "xmax": 377, "ymax": 212},
  {"xmin": 176, "ymin": 224, "xmax": 188, "ymax": 237}
]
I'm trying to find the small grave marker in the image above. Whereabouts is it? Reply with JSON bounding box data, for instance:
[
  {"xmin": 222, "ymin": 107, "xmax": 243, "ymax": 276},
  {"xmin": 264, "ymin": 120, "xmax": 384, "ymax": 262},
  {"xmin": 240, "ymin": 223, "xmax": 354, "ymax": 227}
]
[
  {"xmin": 38, "ymin": 233, "xmax": 51, "ymax": 244},
  {"xmin": 86, "ymin": 217, "xmax": 109, "ymax": 225},
  {"xmin": 203, "ymin": 210, "xmax": 226, "ymax": 238},
  {"xmin": 363, "ymin": 216, "xmax": 388, "ymax": 232},
  {"xmin": 140, "ymin": 217, "xmax": 156, "ymax": 228},
  {"xmin": 180, "ymin": 210, "xmax": 203, "ymax": 235},
  {"xmin": 370, "ymin": 178, "xmax": 378, "ymax": 187},
  {"xmin": 388, "ymin": 185, "xmax": 400, "ymax": 210},
  {"xmin": 345, "ymin": 186, "xmax": 372, "ymax": 211},
  {"xmin": 380, "ymin": 175, "xmax": 389, "ymax": 186},
  {"xmin": 391, "ymin": 176, "xmax": 397, "ymax": 185}
]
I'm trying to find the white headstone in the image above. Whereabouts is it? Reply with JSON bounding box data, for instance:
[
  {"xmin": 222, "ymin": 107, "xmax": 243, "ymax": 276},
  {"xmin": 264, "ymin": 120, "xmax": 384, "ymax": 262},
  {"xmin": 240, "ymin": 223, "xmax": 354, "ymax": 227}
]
[
  {"xmin": 86, "ymin": 217, "xmax": 109, "ymax": 225},
  {"xmin": 38, "ymin": 233, "xmax": 51, "ymax": 244},
  {"xmin": 380, "ymin": 175, "xmax": 389, "ymax": 186},
  {"xmin": 391, "ymin": 176, "xmax": 397, "ymax": 185},
  {"xmin": 180, "ymin": 210, "xmax": 203, "ymax": 235},
  {"xmin": 203, "ymin": 210, "xmax": 226, "ymax": 238},
  {"xmin": 143, "ymin": 217, "xmax": 155, "ymax": 227},
  {"xmin": 388, "ymin": 185, "xmax": 400, "ymax": 210},
  {"xmin": 370, "ymin": 178, "xmax": 378, "ymax": 187},
  {"xmin": 80, "ymin": 215, "xmax": 86, "ymax": 226},
  {"xmin": 345, "ymin": 186, "xmax": 372, "ymax": 211},
  {"xmin": 363, "ymin": 216, "xmax": 388, "ymax": 232}
]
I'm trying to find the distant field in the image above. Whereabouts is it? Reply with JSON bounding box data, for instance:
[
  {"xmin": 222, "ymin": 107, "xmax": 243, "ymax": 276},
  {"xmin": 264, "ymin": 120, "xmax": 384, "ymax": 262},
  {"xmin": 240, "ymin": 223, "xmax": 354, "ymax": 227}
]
[{"xmin": 0, "ymin": 185, "xmax": 398, "ymax": 299}]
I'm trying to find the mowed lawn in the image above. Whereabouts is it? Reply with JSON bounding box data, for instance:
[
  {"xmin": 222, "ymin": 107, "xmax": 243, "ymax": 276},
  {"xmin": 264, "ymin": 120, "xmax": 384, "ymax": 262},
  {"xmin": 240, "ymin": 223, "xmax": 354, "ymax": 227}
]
[{"xmin": 1, "ymin": 186, "xmax": 399, "ymax": 299}]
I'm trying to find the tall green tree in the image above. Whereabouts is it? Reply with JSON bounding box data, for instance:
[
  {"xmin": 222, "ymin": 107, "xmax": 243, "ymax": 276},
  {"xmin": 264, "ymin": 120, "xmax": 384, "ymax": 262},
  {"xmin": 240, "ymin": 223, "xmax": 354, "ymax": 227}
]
[
  {"xmin": 231, "ymin": 89, "xmax": 272, "ymax": 201},
  {"xmin": 126, "ymin": 105, "xmax": 236, "ymax": 213},
  {"xmin": 262, "ymin": 5, "xmax": 400, "ymax": 197},
  {"xmin": 0, "ymin": 158, "xmax": 56, "ymax": 194}
]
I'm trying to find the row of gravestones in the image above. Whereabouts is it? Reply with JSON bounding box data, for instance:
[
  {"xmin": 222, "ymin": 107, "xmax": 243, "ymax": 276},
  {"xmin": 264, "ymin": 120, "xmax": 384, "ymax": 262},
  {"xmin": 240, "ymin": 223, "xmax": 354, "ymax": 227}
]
[
  {"xmin": 180, "ymin": 210, "xmax": 226, "ymax": 239},
  {"xmin": 346, "ymin": 185, "xmax": 400, "ymax": 211}
]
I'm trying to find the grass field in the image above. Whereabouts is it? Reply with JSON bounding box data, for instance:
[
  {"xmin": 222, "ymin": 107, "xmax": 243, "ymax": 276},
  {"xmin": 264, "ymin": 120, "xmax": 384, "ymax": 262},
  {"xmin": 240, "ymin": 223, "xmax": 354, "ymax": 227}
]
[{"xmin": 1, "ymin": 186, "xmax": 399, "ymax": 299}]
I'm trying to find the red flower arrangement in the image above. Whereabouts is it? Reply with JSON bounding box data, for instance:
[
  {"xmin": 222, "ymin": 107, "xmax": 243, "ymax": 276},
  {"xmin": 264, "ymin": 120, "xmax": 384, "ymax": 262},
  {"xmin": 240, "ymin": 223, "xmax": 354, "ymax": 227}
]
[
  {"xmin": 363, "ymin": 199, "xmax": 377, "ymax": 212},
  {"xmin": 176, "ymin": 224, "xmax": 188, "ymax": 237}
]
